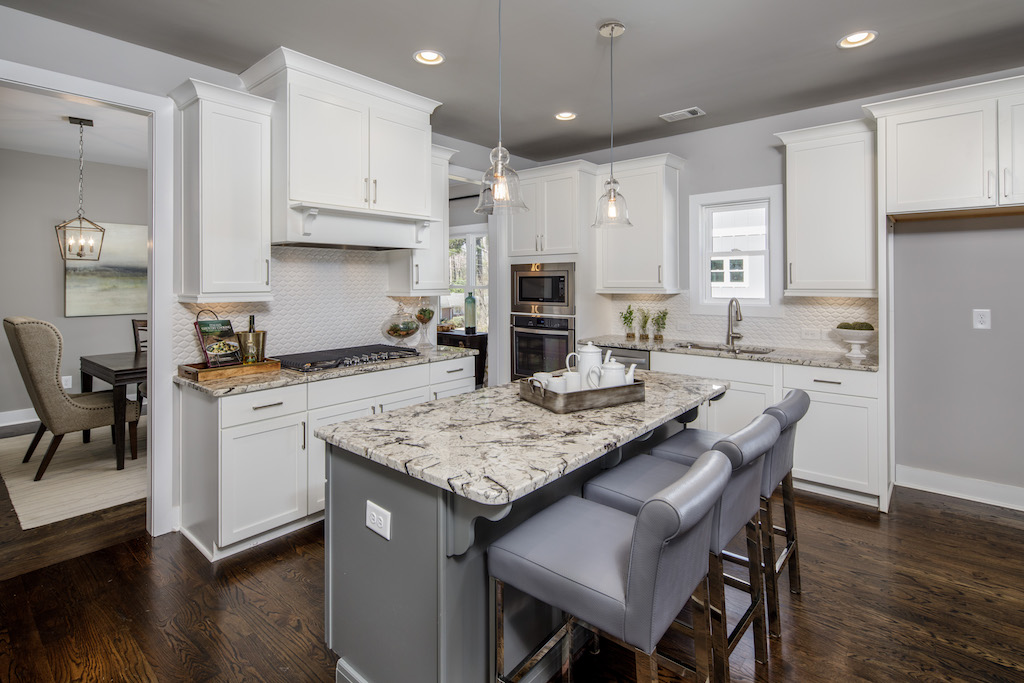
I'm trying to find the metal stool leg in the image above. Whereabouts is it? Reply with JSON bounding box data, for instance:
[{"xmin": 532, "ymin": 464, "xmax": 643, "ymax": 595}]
[{"xmin": 782, "ymin": 473, "xmax": 801, "ymax": 594}]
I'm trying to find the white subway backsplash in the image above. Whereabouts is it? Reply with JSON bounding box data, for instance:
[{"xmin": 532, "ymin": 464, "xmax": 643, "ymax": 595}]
[
  {"xmin": 172, "ymin": 246, "xmax": 403, "ymax": 366},
  {"xmin": 609, "ymin": 292, "xmax": 878, "ymax": 353}
]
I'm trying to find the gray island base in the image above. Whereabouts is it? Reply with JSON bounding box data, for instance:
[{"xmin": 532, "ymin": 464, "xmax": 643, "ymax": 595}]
[{"xmin": 318, "ymin": 370, "xmax": 727, "ymax": 683}]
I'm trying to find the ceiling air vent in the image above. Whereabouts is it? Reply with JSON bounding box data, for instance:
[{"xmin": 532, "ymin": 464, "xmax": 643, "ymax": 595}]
[{"xmin": 660, "ymin": 107, "xmax": 706, "ymax": 123}]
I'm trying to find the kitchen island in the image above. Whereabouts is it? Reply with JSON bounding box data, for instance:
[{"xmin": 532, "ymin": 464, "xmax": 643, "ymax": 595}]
[{"xmin": 317, "ymin": 370, "xmax": 727, "ymax": 683}]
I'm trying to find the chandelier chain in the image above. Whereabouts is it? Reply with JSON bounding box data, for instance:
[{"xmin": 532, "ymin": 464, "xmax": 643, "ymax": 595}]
[{"xmin": 77, "ymin": 122, "xmax": 85, "ymax": 219}]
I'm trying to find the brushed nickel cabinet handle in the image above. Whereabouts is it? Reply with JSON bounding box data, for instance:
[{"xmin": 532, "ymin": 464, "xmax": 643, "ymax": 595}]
[
  {"xmin": 265, "ymin": 259, "xmax": 270, "ymax": 286},
  {"xmin": 433, "ymin": 391, "xmax": 438, "ymax": 400},
  {"xmin": 379, "ymin": 403, "xmax": 384, "ymax": 413},
  {"xmin": 301, "ymin": 421, "xmax": 306, "ymax": 450},
  {"xmin": 987, "ymin": 170, "xmax": 994, "ymax": 199},
  {"xmin": 252, "ymin": 401, "xmax": 283, "ymax": 410},
  {"xmin": 1005, "ymin": 168, "xmax": 1012, "ymax": 198},
  {"xmin": 371, "ymin": 405, "xmax": 376, "ymax": 414},
  {"xmin": 364, "ymin": 178, "xmax": 370, "ymax": 203},
  {"xmin": 658, "ymin": 265, "xmax": 663, "ymax": 283},
  {"xmin": 813, "ymin": 379, "xmax": 842, "ymax": 385},
  {"xmin": 415, "ymin": 264, "xmax": 420, "ymax": 285},
  {"xmin": 446, "ymin": 367, "xmax": 464, "ymax": 374},
  {"xmin": 789, "ymin": 263, "xmax": 793, "ymax": 285},
  {"xmin": 373, "ymin": 179, "xmax": 378, "ymax": 204},
  {"xmin": 540, "ymin": 235, "xmax": 544, "ymax": 251}
]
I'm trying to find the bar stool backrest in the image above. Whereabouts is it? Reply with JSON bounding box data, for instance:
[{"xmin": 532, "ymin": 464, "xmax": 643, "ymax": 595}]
[
  {"xmin": 709, "ymin": 414, "xmax": 781, "ymax": 554},
  {"xmin": 625, "ymin": 449, "xmax": 731, "ymax": 654},
  {"xmin": 762, "ymin": 389, "xmax": 811, "ymax": 498}
]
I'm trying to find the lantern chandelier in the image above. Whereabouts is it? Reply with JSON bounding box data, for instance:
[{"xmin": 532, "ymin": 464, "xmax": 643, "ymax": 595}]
[{"xmin": 55, "ymin": 117, "xmax": 105, "ymax": 261}]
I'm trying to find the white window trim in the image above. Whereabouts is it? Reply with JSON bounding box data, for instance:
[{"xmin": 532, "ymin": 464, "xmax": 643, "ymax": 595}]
[{"xmin": 688, "ymin": 184, "xmax": 784, "ymax": 318}]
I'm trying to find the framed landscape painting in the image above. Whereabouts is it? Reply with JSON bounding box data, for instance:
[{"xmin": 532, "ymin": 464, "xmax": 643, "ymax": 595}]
[{"xmin": 64, "ymin": 222, "xmax": 148, "ymax": 317}]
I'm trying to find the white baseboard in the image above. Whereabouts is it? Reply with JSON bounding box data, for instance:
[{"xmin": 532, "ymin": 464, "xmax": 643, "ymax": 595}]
[
  {"xmin": 792, "ymin": 478, "xmax": 880, "ymax": 509},
  {"xmin": 0, "ymin": 408, "xmax": 38, "ymax": 427},
  {"xmin": 896, "ymin": 465, "xmax": 1024, "ymax": 513}
]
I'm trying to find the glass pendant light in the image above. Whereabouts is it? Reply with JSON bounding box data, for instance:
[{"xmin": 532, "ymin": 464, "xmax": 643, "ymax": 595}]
[
  {"xmin": 475, "ymin": 0, "xmax": 528, "ymax": 215},
  {"xmin": 55, "ymin": 117, "xmax": 106, "ymax": 261},
  {"xmin": 594, "ymin": 21, "xmax": 632, "ymax": 228}
]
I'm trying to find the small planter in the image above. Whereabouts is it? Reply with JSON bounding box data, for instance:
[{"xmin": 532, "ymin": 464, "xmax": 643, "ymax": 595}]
[
  {"xmin": 653, "ymin": 333, "xmax": 664, "ymax": 343},
  {"xmin": 625, "ymin": 332, "xmax": 636, "ymax": 341},
  {"xmin": 639, "ymin": 331, "xmax": 650, "ymax": 342}
]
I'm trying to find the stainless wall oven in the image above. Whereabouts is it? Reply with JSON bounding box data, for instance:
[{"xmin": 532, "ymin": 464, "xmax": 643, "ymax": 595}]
[
  {"xmin": 510, "ymin": 315, "xmax": 575, "ymax": 380},
  {"xmin": 511, "ymin": 262, "xmax": 575, "ymax": 316}
]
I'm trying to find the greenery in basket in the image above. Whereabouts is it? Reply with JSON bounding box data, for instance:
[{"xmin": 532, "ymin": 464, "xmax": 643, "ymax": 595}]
[
  {"xmin": 837, "ymin": 322, "xmax": 874, "ymax": 330},
  {"xmin": 620, "ymin": 304, "xmax": 635, "ymax": 329},
  {"xmin": 653, "ymin": 309, "xmax": 669, "ymax": 334}
]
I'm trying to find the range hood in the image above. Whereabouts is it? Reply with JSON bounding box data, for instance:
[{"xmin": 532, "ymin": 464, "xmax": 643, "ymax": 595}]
[{"xmin": 274, "ymin": 203, "xmax": 431, "ymax": 250}]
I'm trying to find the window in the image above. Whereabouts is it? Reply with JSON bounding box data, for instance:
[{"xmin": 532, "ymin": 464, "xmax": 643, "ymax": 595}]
[
  {"xmin": 444, "ymin": 228, "xmax": 488, "ymax": 331},
  {"xmin": 688, "ymin": 185, "xmax": 783, "ymax": 316}
]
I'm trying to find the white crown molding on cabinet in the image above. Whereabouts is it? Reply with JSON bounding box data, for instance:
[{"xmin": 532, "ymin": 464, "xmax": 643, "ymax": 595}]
[
  {"xmin": 169, "ymin": 78, "xmax": 274, "ymax": 113},
  {"xmin": 863, "ymin": 73, "xmax": 1024, "ymax": 118},
  {"xmin": 774, "ymin": 117, "xmax": 875, "ymax": 145},
  {"xmin": 240, "ymin": 47, "xmax": 441, "ymax": 115}
]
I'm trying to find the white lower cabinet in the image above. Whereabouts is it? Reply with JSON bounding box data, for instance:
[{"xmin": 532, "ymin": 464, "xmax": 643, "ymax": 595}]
[
  {"xmin": 651, "ymin": 351, "xmax": 886, "ymax": 508},
  {"xmin": 179, "ymin": 356, "xmax": 477, "ymax": 560}
]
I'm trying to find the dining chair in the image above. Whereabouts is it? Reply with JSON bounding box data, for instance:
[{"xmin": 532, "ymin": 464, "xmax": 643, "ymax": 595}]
[
  {"xmin": 489, "ymin": 450, "xmax": 732, "ymax": 683},
  {"xmin": 131, "ymin": 319, "xmax": 148, "ymax": 353},
  {"xmin": 4, "ymin": 316, "xmax": 141, "ymax": 480}
]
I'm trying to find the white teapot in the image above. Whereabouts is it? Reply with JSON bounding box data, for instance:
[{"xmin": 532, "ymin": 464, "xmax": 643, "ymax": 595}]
[
  {"xmin": 566, "ymin": 342, "xmax": 604, "ymax": 388},
  {"xmin": 588, "ymin": 356, "xmax": 627, "ymax": 388}
]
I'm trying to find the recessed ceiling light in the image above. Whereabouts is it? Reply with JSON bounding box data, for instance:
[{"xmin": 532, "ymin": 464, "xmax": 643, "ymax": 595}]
[
  {"xmin": 414, "ymin": 50, "xmax": 445, "ymax": 65},
  {"xmin": 837, "ymin": 30, "xmax": 878, "ymax": 49},
  {"xmin": 555, "ymin": 112, "xmax": 576, "ymax": 121}
]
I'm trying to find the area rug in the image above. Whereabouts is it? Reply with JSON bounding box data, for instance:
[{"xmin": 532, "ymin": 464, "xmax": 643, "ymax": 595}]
[{"xmin": 0, "ymin": 417, "xmax": 147, "ymax": 529}]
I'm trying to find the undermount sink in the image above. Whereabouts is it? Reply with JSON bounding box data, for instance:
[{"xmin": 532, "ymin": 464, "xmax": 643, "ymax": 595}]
[{"xmin": 674, "ymin": 342, "xmax": 774, "ymax": 355}]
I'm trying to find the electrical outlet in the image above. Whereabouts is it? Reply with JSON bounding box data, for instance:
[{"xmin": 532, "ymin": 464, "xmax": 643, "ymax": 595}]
[
  {"xmin": 675, "ymin": 321, "xmax": 688, "ymax": 332},
  {"xmin": 972, "ymin": 309, "xmax": 991, "ymax": 330},
  {"xmin": 365, "ymin": 500, "xmax": 391, "ymax": 540},
  {"xmin": 801, "ymin": 328, "xmax": 820, "ymax": 340},
  {"xmin": 62, "ymin": 375, "xmax": 73, "ymax": 389}
]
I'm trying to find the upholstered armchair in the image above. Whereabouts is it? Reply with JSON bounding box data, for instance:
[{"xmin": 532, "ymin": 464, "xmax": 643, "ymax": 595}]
[{"xmin": 3, "ymin": 316, "xmax": 140, "ymax": 481}]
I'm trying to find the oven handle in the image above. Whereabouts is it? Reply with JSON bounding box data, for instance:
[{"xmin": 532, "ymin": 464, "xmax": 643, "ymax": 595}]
[{"xmin": 510, "ymin": 326, "xmax": 574, "ymax": 337}]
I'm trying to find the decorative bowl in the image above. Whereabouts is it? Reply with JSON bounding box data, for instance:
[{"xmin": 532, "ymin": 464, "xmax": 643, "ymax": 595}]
[{"xmin": 833, "ymin": 328, "xmax": 875, "ymax": 361}]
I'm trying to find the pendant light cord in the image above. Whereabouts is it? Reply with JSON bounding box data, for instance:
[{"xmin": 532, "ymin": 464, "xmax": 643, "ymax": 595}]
[
  {"xmin": 77, "ymin": 122, "xmax": 85, "ymax": 219},
  {"xmin": 497, "ymin": 0, "xmax": 503, "ymax": 150},
  {"xmin": 609, "ymin": 28, "xmax": 615, "ymax": 179}
]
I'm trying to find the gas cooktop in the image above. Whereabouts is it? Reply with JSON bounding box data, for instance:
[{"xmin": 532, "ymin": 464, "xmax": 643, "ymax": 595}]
[{"xmin": 277, "ymin": 345, "xmax": 419, "ymax": 372}]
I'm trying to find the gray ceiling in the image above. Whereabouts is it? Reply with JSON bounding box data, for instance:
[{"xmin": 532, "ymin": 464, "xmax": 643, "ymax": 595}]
[{"xmin": 4, "ymin": 0, "xmax": 1024, "ymax": 162}]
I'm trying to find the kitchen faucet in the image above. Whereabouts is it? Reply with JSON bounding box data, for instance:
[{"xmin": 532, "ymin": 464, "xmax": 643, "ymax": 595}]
[{"xmin": 726, "ymin": 297, "xmax": 743, "ymax": 349}]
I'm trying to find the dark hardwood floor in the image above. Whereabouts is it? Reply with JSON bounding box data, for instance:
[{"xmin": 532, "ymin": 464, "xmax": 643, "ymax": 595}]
[{"xmin": 0, "ymin": 486, "xmax": 1022, "ymax": 682}]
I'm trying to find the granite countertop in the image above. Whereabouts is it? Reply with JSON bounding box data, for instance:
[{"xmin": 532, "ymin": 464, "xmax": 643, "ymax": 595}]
[
  {"xmin": 582, "ymin": 335, "xmax": 879, "ymax": 372},
  {"xmin": 316, "ymin": 370, "xmax": 727, "ymax": 505},
  {"xmin": 173, "ymin": 346, "xmax": 478, "ymax": 397}
]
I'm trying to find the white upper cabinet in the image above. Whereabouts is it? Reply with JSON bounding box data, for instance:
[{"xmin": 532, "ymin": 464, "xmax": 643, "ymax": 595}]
[
  {"xmin": 776, "ymin": 120, "xmax": 877, "ymax": 297},
  {"xmin": 241, "ymin": 48, "xmax": 440, "ymax": 248},
  {"xmin": 509, "ymin": 161, "xmax": 595, "ymax": 257},
  {"xmin": 596, "ymin": 154, "xmax": 685, "ymax": 293},
  {"xmin": 388, "ymin": 145, "xmax": 457, "ymax": 296},
  {"xmin": 864, "ymin": 74, "xmax": 1024, "ymax": 214},
  {"xmin": 171, "ymin": 79, "xmax": 274, "ymax": 303}
]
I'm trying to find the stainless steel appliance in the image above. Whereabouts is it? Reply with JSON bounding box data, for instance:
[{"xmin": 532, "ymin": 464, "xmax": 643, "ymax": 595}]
[
  {"xmin": 277, "ymin": 345, "xmax": 419, "ymax": 372},
  {"xmin": 511, "ymin": 262, "xmax": 575, "ymax": 316},
  {"xmin": 510, "ymin": 315, "xmax": 575, "ymax": 379},
  {"xmin": 594, "ymin": 345, "xmax": 650, "ymax": 371}
]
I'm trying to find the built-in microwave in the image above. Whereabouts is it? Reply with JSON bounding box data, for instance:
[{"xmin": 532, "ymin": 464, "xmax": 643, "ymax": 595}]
[{"xmin": 511, "ymin": 262, "xmax": 575, "ymax": 316}]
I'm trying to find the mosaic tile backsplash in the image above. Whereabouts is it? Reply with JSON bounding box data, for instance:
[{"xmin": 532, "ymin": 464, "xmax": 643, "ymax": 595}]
[
  {"xmin": 172, "ymin": 247, "xmax": 407, "ymax": 366},
  {"xmin": 607, "ymin": 292, "xmax": 879, "ymax": 354}
]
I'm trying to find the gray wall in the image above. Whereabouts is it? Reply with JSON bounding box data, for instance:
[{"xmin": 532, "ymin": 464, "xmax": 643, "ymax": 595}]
[
  {"xmin": 893, "ymin": 216, "xmax": 1024, "ymax": 489},
  {"xmin": 0, "ymin": 148, "xmax": 148, "ymax": 416}
]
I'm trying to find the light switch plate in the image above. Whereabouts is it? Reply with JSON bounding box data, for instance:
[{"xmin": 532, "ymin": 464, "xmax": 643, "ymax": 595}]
[
  {"xmin": 972, "ymin": 309, "xmax": 991, "ymax": 330},
  {"xmin": 365, "ymin": 500, "xmax": 391, "ymax": 540}
]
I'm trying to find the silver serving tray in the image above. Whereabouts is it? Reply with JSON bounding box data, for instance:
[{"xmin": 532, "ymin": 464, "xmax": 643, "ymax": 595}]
[{"xmin": 519, "ymin": 378, "xmax": 645, "ymax": 414}]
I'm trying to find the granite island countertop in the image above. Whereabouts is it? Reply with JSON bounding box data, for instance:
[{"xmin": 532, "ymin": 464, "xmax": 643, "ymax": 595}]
[
  {"xmin": 582, "ymin": 335, "xmax": 878, "ymax": 372},
  {"xmin": 316, "ymin": 369, "xmax": 727, "ymax": 505},
  {"xmin": 173, "ymin": 346, "xmax": 478, "ymax": 397}
]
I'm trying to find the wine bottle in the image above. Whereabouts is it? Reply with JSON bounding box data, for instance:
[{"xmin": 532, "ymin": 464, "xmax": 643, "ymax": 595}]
[
  {"xmin": 464, "ymin": 291, "xmax": 477, "ymax": 334},
  {"xmin": 248, "ymin": 315, "xmax": 256, "ymax": 333}
]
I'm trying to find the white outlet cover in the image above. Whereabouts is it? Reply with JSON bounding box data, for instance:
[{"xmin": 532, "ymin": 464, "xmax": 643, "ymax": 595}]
[
  {"xmin": 972, "ymin": 309, "xmax": 991, "ymax": 330},
  {"xmin": 62, "ymin": 375, "xmax": 73, "ymax": 389},
  {"xmin": 365, "ymin": 500, "xmax": 392, "ymax": 540}
]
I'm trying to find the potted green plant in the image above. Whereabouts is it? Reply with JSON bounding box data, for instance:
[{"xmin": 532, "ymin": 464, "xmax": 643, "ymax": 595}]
[
  {"xmin": 620, "ymin": 304, "xmax": 636, "ymax": 340},
  {"xmin": 637, "ymin": 307, "xmax": 651, "ymax": 342},
  {"xmin": 652, "ymin": 309, "xmax": 669, "ymax": 342}
]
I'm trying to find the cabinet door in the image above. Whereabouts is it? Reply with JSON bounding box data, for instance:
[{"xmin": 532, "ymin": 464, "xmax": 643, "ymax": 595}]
[
  {"xmin": 430, "ymin": 377, "xmax": 476, "ymax": 400},
  {"xmin": 789, "ymin": 389, "xmax": 878, "ymax": 494},
  {"xmin": 199, "ymin": 100, "xmax": 272, "ymax": 296},
  {"xmin": 370, "ymin": 107, "xmax": 432, "ymax": 217},
  {"xmin": 704, "ymin": 380, "xmax": 774, "ymax": 435},
  {"xmin": 220, "ymin": 413, "xmax": 307, "ymax": 546},
  {"xmin": 411, "ymin": 153, "xmax": 451, "ymax": 291},
  {"xmin": 598, "ymin": 167, "xmax": 666, "ymax": 289},
  {"xmin": 998, "ymin": 93, "xmax": 1024, "ymax": 205},
  {"xmin": 540, "ymin": 174, "xmax": 578, "ymax": 254},
  {"xmin": 885, "ymin": 100, "xmax": 997, "ymax": 212},
  {"xmin": 786, "ymin": 132, "xmax": 875, "ymax": 295},
  {"xmin": 307, "ymin": 401, "xmax": 375, "ymax": 515},
  {"xmin": 289, "ymin": 83, "xmax": 369, "ymax": 209},
  {"xmin": 509, "ymin": 180, "xmax": 541, "ymax": 256}
]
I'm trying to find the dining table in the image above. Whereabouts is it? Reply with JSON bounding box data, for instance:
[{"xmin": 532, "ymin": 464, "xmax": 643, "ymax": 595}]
[{"xmin": 80, "ymin": 351, "xmax": 147, "ymax": 469}]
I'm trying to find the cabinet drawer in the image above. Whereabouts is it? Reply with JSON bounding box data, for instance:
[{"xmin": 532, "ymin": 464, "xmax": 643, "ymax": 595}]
[
  {"xmin": 430, "ymin": 377, "xmax": 476, "ymax": 401},
  {"xmin": 783, "ymin": 365, "xmax": 877, "ymax": 398},
  {"xmin": 308, "ymin": 364, "xmax": 429, "ymax": 409},
  {"xmin": 429, "ymin": 357, "xmax": 475, "ymax": 385},
  {"xmin": 651, "ymin": 351, "xmax": 775, "ymax": 385},
  {"xmin": 221, "ymin": 385, "xmax": 307, "ymax": 428}
]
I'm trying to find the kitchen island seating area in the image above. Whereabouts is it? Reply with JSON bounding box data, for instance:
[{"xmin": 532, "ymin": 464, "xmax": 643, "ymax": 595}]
[
  {"xmin": 488, "ymin": 450, "xmax": 732, "ymax": 683},
  {"xmin": 581, "ymin": 413, "xmax": 781, "ymax": 683}
]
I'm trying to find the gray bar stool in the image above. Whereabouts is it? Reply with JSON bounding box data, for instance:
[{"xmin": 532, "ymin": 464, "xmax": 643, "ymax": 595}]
[
  {"xmin": 584, "ymin": 414, "xmax": 780, "ymax": 683},
  {"xmin": 488, "ymin": 450, "xmax": 732, "ymax": 683},
  {"xmin": 649, "ymin": 390, "xmax": 810, "ymax": 638}
]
